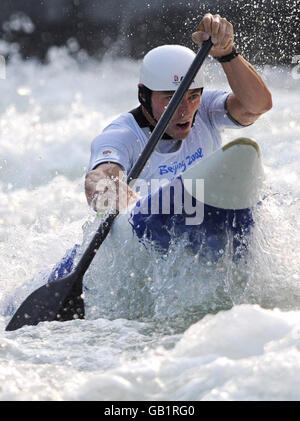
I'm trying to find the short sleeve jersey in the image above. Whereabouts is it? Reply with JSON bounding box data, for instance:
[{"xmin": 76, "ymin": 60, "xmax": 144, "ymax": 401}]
[{"xmin": 87, "ymin": 90, "xmax": 243, "ymax": 182}]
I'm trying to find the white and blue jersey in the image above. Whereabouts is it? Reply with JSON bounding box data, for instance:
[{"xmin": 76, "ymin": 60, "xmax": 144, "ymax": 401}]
[
  {"xmin": 85, "ymin": 89, "xmax": 253, "ymax": 253},
  {"xmin": 87, "ymin": 90, "xmax": 243, "ymax": 181}
]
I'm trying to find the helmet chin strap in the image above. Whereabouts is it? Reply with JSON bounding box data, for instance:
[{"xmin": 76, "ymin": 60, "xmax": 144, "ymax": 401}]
[{"xmin": 138, "ymin": 85, "xmax": 157, "ymax": 122}]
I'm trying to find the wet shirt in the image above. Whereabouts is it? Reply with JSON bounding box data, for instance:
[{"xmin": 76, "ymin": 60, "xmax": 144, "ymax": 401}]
[{"xmin": 87, "ymin": 90, "xmax": 243, "ymax": 182}]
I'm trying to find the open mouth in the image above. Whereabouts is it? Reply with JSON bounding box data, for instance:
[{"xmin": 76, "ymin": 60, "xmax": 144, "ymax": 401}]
[{"xmin": 176, "ymin": 121, "xmax": 190, "ymax": 129}]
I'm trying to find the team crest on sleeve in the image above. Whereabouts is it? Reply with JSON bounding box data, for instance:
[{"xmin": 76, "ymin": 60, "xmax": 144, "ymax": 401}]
[{"xmin": 97, "ymin": 147, "xmax": 119, "ymax": 160}]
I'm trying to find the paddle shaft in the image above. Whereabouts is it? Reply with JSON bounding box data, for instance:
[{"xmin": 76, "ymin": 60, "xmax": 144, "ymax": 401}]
[{"xmin": 74, "ymin": 39, "xmax": 213, "ymax": 279}]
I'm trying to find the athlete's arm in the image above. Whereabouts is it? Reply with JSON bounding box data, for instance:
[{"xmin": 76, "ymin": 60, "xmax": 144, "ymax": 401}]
[
  {"xmin": 192, "ymin": 13, "xmax": 272, "ymax": 126},
  {"xmin": 218, "ymin": 55, "xmax": 272, "ymax": 126}
]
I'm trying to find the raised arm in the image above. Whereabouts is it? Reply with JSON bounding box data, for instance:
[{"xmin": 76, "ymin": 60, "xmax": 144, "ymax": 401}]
[{"xmin": 192, "ymin": 13, "xmax": 272, "ymax": 126}]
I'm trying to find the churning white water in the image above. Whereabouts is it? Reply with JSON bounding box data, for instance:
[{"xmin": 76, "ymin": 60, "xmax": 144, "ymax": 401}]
[{"xmin": 0, "ymin": 40, "xmax": 299, "ymax": 401}]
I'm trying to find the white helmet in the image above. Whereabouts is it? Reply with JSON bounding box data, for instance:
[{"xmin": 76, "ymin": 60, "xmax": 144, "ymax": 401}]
[{"xmin": 139, "ymin": 44, "xmax": 204, "ymax": 91}]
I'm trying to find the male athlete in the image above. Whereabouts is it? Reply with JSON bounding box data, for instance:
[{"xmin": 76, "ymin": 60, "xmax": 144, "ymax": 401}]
[{"xmin": 85, "ymin": 13, "xmax": 272, "ymax": 213}]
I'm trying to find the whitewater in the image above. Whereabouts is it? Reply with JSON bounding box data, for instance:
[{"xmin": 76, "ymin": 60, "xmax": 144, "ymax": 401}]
[{"xmin": 0, "ymin": 41, "xmax": 299, "ymax": 401}]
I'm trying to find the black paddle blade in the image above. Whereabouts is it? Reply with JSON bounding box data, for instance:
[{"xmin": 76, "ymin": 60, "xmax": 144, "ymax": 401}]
[{"xmin": 5, "ymin": 271, "xmax": 84, "ymax": 331}]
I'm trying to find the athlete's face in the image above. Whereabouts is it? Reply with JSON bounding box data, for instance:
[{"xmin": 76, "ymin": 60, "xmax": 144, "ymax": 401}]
[{"xmin": 151, "ymin": 88, "xmax": 202, "ymax": 139}]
